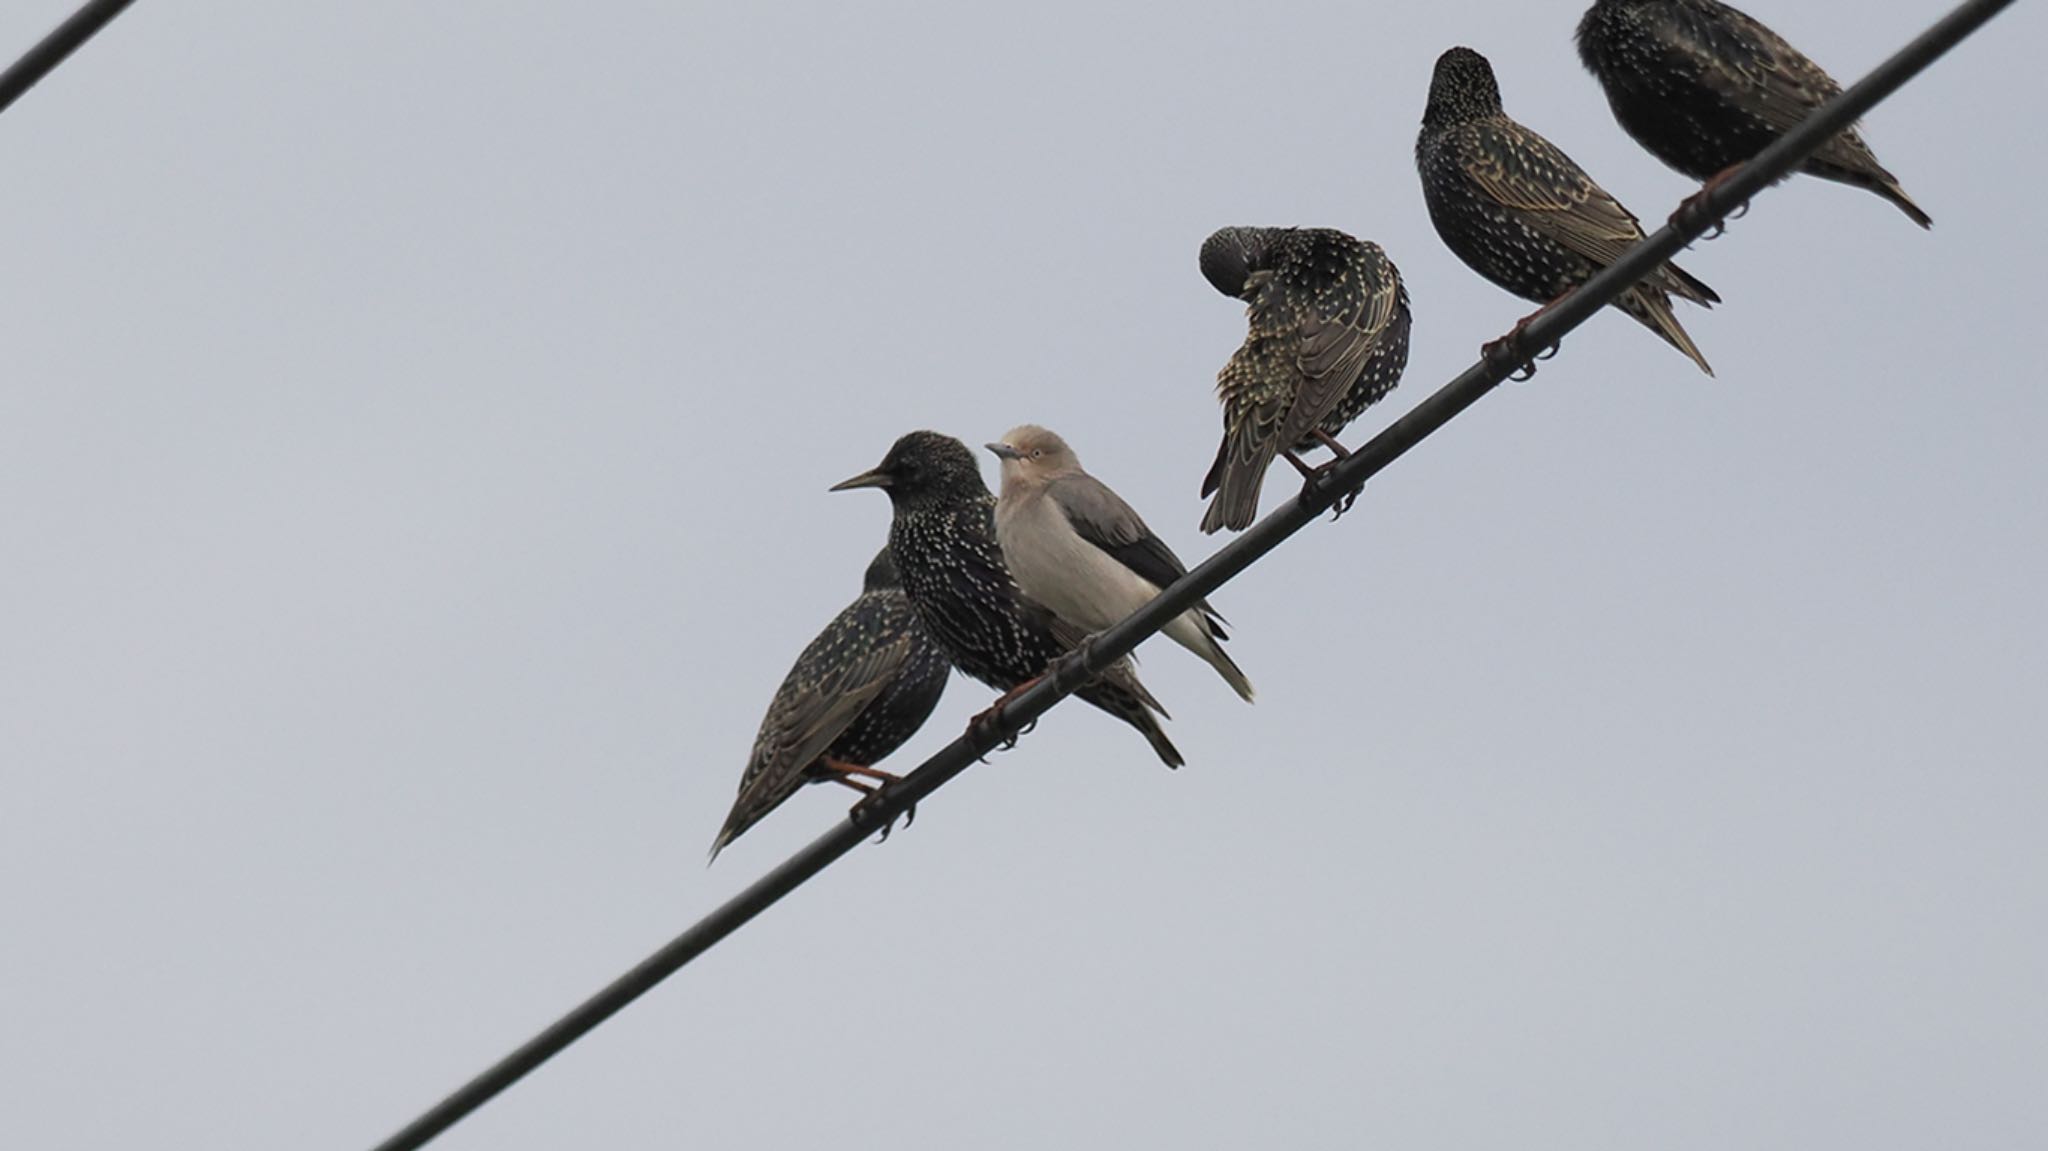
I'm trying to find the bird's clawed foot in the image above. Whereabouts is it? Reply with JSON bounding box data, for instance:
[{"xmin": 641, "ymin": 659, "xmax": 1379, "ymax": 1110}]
[
  {"xmin": 970, "ymin": 677, "xmax": 1042, "ymax": 756},
  {"xmin": 829, "ymin": 760, "xmax": 917, "ymax": 843},
  {"xmin": 1483, "ymin": 309, "xmax": 1559, "ymax": 382},
  {"xmin": 1671, "ymin": 164, "xmax": 1750, "ymax": 238},
  {"xmin": 1287, "ymin": 433, "xmax": 1365, "ymax": 519},
  {"xmin": 1050, "ymin": 633, "xmax": 1106, "ymax": 691},
  {"xmin": 849, "ymin": 788, "xmax": 916, "ymax": 843}
]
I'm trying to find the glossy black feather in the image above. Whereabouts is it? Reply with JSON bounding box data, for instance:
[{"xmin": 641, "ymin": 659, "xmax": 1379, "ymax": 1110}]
[
  {"xmin": 1576, "ymin": 0, "xmax": 1930, "ymax": 227},
  {"xmin": 711, "ymin": 549, "xmax": 949, "ymax": 859},
  {"xmin": 844, "ymin": 432, "xmax": 1183, "ymax": 768},
  {"xmin": 1198, "ymin": 226, "xmax": 1412, "ymax": 534},
  {"xmin": 1417, "ymin": 45, "xmax": 1719, "ymax": 373}
]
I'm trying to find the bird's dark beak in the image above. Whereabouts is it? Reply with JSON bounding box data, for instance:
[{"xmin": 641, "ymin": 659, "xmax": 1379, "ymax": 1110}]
[
  {"xmin": 985, "ymin": 442, "xmax": 1022, "ymax": 460},
  {"xmin": 829, "ymin": 467, "xmax": 892, "ymax": 492}
]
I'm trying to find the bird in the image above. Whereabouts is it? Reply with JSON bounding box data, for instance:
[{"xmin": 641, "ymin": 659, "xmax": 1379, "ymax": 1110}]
[
  {"xmin": 1416, "ymin": 45, "xmax": 1721, "ymax": 375},
  {"xmin": 832, "ymin": 430, "xmax": 1184, "ymax": 768},
  {"xmin": 709, "ymin": 548, "xmax": 950, "ymax": 862},
  {"xmin": 1197, "ymin": 227, "xmax": 1412, "ymax": 534},
  {"xmin": 1576, "ymin": 0, "xmax": 1931, "ymax": 228},
  {"xmin": 987, "ymin": 424, "xmax": 1254, "ymax": 702}
]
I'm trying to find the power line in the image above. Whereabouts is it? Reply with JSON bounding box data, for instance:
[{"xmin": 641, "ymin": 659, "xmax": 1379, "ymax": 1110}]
[
  {"xmin": 0, "ymin": 0, "xmax": 138, "ymax": 118},
  {"xmin": 367, "ymin": 1, "xmax": 2018, "ymax": 1147}
]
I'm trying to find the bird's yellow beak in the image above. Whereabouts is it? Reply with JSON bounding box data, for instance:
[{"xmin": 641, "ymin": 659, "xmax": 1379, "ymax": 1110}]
[{"xmin": 829, "ymin": 467, "xmax": 892, "ymax": 492}]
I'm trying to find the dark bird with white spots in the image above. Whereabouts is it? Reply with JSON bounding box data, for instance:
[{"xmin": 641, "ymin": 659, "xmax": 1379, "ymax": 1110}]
[
  {"xmin": 832, "ymin": 431, "xmax": 1184, "ymax": 768},
  {"xmin": 1197, "ymin": 226, "xmax": 1412, "ymax": 534},
  {"xmin": 1417, "ymin": 46, "xmax": 1721, "ymax": 374},
  {"xmin": 710, "ymin": 548, "xmax": 950, "ymax": 861},
  {"xmin": 1576, "ymin": 0, "xmax": 1931, "ymax": 228}
]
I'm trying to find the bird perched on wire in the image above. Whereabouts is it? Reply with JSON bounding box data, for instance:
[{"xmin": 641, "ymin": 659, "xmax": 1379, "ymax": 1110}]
[
  {"xmin": 1197, "ymin": 226, "xmax": 1412, "ymax": 535},
  {"xmin": 987, "ymin": 424, "xmax": 1254, "ymax": 702},
  {"xmin": 1417, "ymin": 46, "xmax": 1721, "ymax": 375},
  {"xmin": 833, "ymin": 431, "xmax": 1184, "ymax": 768},
  {"xmin": 1575, "ymin": 0, "xmax": 1931, "ymax": 228},
  {"xmin": 709, "ymin": 548, "xmax": 950, "ymax": 862}
]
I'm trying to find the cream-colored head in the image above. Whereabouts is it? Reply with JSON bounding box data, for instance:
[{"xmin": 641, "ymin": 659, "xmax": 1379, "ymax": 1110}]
[{"xmin": 984, "ymin": 424, "xmax": 1082, "ymax": 492}]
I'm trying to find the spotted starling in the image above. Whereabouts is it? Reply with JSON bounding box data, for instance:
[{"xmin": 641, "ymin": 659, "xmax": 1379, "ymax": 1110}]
[
  {"xmin": 987, "ymin": 424, "xmax": 1253, "ymax": 701},
  {"xmin": 1576, "ymin": 0, "xmax": 1931, "ymax": 228},
  {"xmin": 1417, "ymin": 46, "xmax": 1720, "ymax": 375},
  {"xmin": 832, "ymin": 431, "xmax": 1184, "ymax": 768},
  {"xmin": 709, "ymin": 548, "xmax": 950, "ymax": 861},
  {"xmin": 1196, "ymin": 226, "xmax": 1411, "ymax": 534}
]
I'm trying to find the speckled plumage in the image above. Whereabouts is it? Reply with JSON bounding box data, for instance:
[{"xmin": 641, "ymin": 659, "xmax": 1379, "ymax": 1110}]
[
  {"xmin": 1197, "ymin": 227, "xmax": 1412, "ymax": 534},
  {"xmin": 1417, "ymin": 46, "xmax": 1721, "ymax": 374},
  {"xmin": 710, "ymin": 549, "xmax": 950, "ymax": 861},
  {"xmin": 833, "ymin": 431, "xmax": 1183, "ymax": 768},
  {"xmin": 1576, "ymin": 0, "xmax": 1931, "ymax": 227}
]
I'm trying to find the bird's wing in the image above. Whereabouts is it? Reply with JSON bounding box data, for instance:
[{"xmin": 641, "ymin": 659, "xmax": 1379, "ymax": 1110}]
[
  {"xmin": 1461, "ymin": 122, "xmax": 1648, "ymax": 268},
  {"xmin": 745, "ymin": 614, "xmax": 912, "ymax": 790},
  {"xmin": 1276, "ymin": 246, "xmax": 1402, "ymax": 449},
  {"xmin": 1663, "ymin": 1, "xmax": 1841, "ymax": 135},
  {"xmin": 1046, "ymin": 473, "xmax": 1188, "ymax": 593}
]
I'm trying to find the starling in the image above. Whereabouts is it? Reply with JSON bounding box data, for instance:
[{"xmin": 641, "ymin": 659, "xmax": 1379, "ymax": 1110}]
[
  {"xmin": 1417, "ymin": 46, "xmax": 1721, "ymax": 375},
  {"xmin": 832, "ymin": 431, "xmax": 1184, "ymax": 768},
  {"xmin": 987, "ymin": 424, "xmax": 1254, "ymax": 702},
  {"xmin": 709, "ymin": 548, "xmax": 950, "ymax": 861},
  {"xmin": 1197, "ymin": 226, "xmax": 1412, "ymax": 535},
  {"xmin": 1576, "ymin": 0, "xmax": 1931, "ymax": 228}
]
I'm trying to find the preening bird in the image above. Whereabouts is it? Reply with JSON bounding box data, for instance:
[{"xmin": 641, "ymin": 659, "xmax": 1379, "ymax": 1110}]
[
  {"xmin": 1197, "ymin": 226, "xmax": 1412, "ymax": 534},
  {"xmin": 1576, "ymin": 0, "xmax": 1931, "ymax": 227},
  {"xmin": 832, "ymin": 431, "xmax": 1184, "ymax": 768},
  {"xmin": 710, "ymin": 549, "xmax": 950, "ymax": 862},
  {"xmin": 987, "ymin": 424, "xmax": 1253, "ymax": 702},
  {"xmin": 1416, "ymin": 46, "xmax": 1721, "ymax": 374}
]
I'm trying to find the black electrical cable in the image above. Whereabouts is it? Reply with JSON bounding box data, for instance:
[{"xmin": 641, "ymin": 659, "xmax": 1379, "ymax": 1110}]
[
  {"xmin": 369, "ymin": 2, "xmax": 2019, "ymax": 1147},
  {"xmin": 0, "ymin": 0, "xmax": 138, "ymax": 117}
]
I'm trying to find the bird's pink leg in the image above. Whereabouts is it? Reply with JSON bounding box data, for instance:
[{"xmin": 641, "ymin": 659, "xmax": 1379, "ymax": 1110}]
[
  {"xmin": 1670, "ymin": 163, "xmax": 1750, "ymax": 237},
  {"xmin": 819, "ymin": 758, "xmax": 903, "ymax": 786},
  {"xmin": 968, "ymin": 676, "xmax": 1043, "ymax": 754},
  {"xmin": 1291, "ymin": 432, "xmax": 1365, "ymax": 518},
  {"xmin": 825, "ymin": 759, "xmax": 917, "ymax": 841},
  {"xmin": 1483, "ymin": 294, "xmax": 1569, "ymax": 381}
]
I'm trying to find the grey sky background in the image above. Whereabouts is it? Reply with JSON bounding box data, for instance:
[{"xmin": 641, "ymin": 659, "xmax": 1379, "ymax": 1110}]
[{"xmin": 3, "ymin": 1, "xmax": 2044, "ymax": 1148}]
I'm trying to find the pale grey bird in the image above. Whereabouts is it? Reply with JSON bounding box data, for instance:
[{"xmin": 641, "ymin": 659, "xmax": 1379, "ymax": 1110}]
[{"xmin": 987, "ymin": 425, "xmax": 1254, "ymax": 703}]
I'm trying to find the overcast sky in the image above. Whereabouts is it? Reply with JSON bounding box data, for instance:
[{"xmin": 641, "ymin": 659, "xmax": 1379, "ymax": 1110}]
[{"xmin": 3, "ymin": 2, "xmax": 2044, "ymax": 1148}]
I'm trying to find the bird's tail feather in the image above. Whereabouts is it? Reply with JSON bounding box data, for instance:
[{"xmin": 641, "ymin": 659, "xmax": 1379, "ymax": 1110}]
[
  {"xmin": 1808, "ymin": 155, "xmax": 1933, "ymax": 229},
  {"xmin": 1659, "ymin": 260, "xmax": 1720, "ymax": 307},
  {"xmin": 1872, "ymin": 176, "xmax": 1933, "ymax": 229},
  {"xmin": 1625, "ymin": 288, "xmax": 1714, "ymax": 376},
  {"xmin": 1200, "ymin": 435, "xmax": 1276, "ymax": 535},
  {"xmin": 1081, "ymin": 676, "xmax": 1184, "ymax": 768},
  {"xmin": 1205, "ymin": 642, "xmax": 1255, "ymax": 703},
  {"xmin": 1172, "ymin": 612, "xmax": 1255, "ymax": 702}
]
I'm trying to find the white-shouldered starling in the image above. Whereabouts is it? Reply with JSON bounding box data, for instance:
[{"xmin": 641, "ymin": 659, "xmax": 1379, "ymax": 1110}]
[
  {"xmin": 987, "ymin": 424, "xmax": 1253, "ymax": 702},
  {"xmin": 1196, "ymin": 226, "xmax": 1412, "ymax": 534},
  {"xmin": 710, "ymin": 548, "xmax": 950, "ymax": 861},
  {"xmin": 1576, "ymin": 0, "xmax": 1931, "ymax": 228},
  {"xmin": 1417, "ymin": 46, "xmax": 1721, "ymax": 374},
  {"xmin": 832, "ymin": 431, "xmax": 1184, "ymax": 768}
]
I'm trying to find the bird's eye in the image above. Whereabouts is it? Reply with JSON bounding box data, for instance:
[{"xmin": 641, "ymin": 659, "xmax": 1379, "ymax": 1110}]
[{"xmin": 1030, "ymin": 449, "xmax": 1043, "ymax": 459}]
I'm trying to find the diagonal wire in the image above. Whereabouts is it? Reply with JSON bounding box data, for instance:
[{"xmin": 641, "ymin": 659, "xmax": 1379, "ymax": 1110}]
[
  {"xmin": 0, "ymin": 0, "xmax": 138, "ymax": 117},
  {"xmin": 368, "ymin": 1, "xmax": 2018, "ymax": 1147}
]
